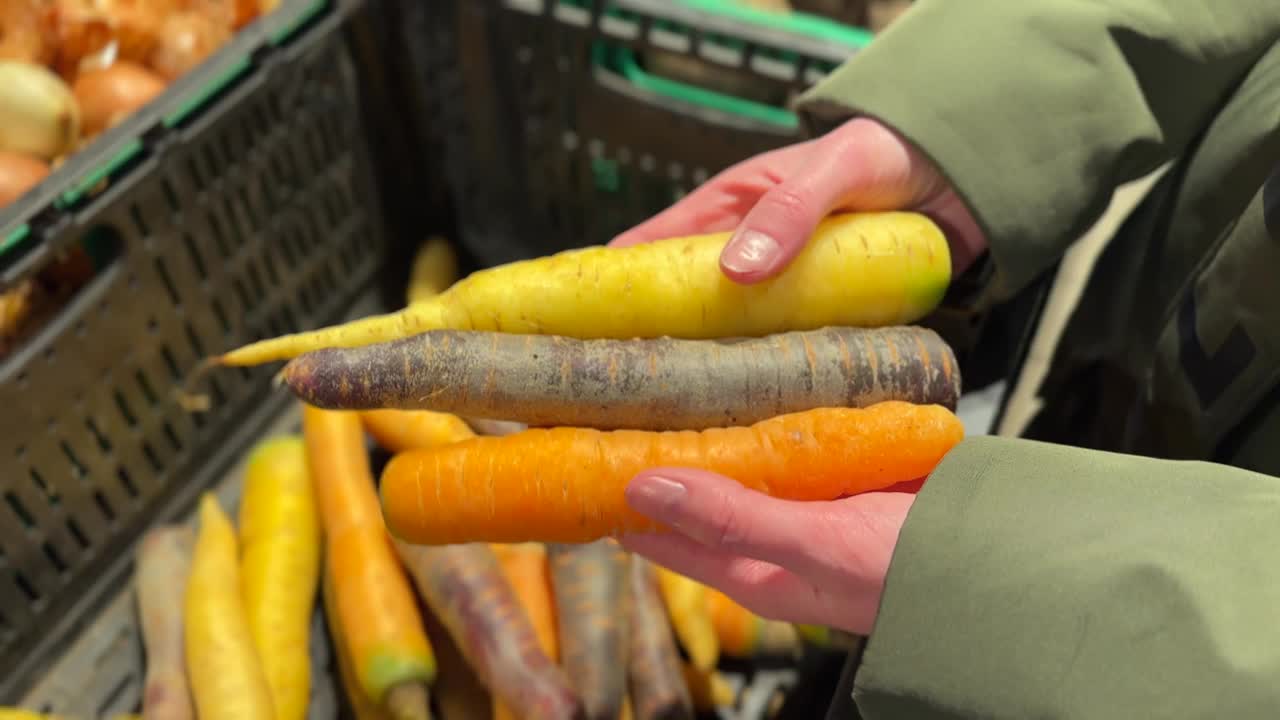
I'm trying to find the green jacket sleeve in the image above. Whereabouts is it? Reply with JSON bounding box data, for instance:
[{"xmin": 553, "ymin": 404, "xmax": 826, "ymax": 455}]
[
  {"xmin": 854, "ymin": 436, "xmax": 1280, "ymax": 719},
  {"xmin": 795, "ymin": 1, "xmax": 1280, "ymax": 299}
]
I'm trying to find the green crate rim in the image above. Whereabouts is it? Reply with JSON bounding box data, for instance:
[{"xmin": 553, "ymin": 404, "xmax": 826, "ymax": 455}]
[{"xmin": 582, "ymin": 0, "xmax": 872, "ymax": 127}]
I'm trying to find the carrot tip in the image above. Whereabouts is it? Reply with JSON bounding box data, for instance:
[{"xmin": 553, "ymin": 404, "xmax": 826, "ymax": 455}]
[
  {"xmin": 174, "ymin": 389, "xmax": 212, "ymax": 413},
  {"xmin": 174, "ymin": 355, "xmax": 223, "ymax": 413}
]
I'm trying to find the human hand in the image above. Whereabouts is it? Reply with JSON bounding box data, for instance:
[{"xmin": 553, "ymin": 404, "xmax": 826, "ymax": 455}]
[
  {"xmin": 618, "ymin": 468, "xmax": 918, "ymax": 636},
  {"xmin": 609, "ymin": 117, "xmax": 987, "ymax": 284}
]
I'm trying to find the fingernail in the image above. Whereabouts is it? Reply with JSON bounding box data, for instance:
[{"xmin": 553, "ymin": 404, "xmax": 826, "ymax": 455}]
[
  {"xmin": 722, "ymin": 230, "xmax": 781, "ymax": 276},
  {"xmin": 626, "ymin": 475, "xmax": 687, "ymax": 519}
]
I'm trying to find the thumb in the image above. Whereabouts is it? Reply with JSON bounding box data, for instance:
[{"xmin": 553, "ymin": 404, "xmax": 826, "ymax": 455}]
[
  {"xmin": 718, "ymin": 170, "xmax": 846, "ymax": 284},
  {"xmin": 625, "ymin": 467, "xmax": 842, "ymax": 582},
  {"xmin": 718, "ymin": 117, "xmax": 923, "ymax": 284}
]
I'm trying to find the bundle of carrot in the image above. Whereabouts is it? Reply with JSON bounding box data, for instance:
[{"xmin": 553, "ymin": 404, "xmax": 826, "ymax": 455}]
[
  {"xmin": 225, "ymin": 215, "xmax": 964, "ymax": 545},
  {"xmin": 194, "ymin": 212, "xmax": 950, "ymax": 372}
]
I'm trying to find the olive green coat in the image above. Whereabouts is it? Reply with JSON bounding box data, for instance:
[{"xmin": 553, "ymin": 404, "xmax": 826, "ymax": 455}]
[{"xmin": 795, "ymin": 1, "xmax": 1280, "ymax": 717}]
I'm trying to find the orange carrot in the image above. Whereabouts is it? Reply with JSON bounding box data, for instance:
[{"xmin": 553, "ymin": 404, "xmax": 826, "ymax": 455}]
[
  {"xmin": 359, "ymin": 408, "xmax": 476, "ymax": 453},
  {"xmin": 491, "ymin": 543, "xmax": 558, "ymax": 661},
  {"xmin": 396, "ymin": 542, "xmax": 581, "ymax": 720},
  {"xmin": 491, "ymin": 542, "xmax": 559, "ymax": 720},
  {"xmin": 705, "ymin": 589, "xmax": 799, "ymax": 658},
  {"xmin": 283, "ymin": 326, "xmax": 961, "ymax": 430},
  {"xmin": 302, "ymin": 406, "xmax": 435, "ymax": 720},
  {"xmin": 381, "ymin": 402, "xmax": 964, "ymax": 544},
  {"xmin": 549, "ymin": 541, "xmax": 631, "ymax": 720},
  {"xmin": 323, "ymin": 569, "xmax": 392, "ymax": 720}
]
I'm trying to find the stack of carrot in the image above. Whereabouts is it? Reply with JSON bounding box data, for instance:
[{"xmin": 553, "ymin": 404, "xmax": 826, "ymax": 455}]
[{"xmin": 168, "ymin": 214, "xmax": 968, "ymax": 717}]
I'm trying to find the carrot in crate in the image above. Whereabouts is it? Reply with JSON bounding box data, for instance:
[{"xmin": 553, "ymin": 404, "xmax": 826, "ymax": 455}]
[
  {"xmin": 135, "ymin": 525, "xmax": 196, "ymax": 720},
  {"xmin": 323, "ymin": 569, "xmax": 392, "ymax": 720},
  {"xmin": 209, "ymin": 212, "xmax": 951, "ymax": 367},
  {"xmin": 359, "ymin": 409, "xmax": 476, "ymax": 454},
  {"xmin": 303, "ymin": 406, "xmax": 435, "ymax": 720},
  {"xmin": 185, "ymin": 494, "xmax": 274, "ymax": 720},
  {"xmin": 395, "ymin": 542, "xmax": 581, "ymax": 720},
  {"xmin": 549, "ymin": 541, "xmax": 631, "ymax": 720},
  {"xmin": 653, "ymin": 568, "xmax": 717, "ymax": 672},
  {"xmin": 680, "ymin": 664, "xmax": 737, "ymax": 713},
  {"xmin": 627, "ymin": 558, "xmax": 694, "ymax": 720},
  {"xmin": 283, "ymin": 325, "xmax": 961, "ymax": 430},
  {"xmin": 380, "ymin": 402, "xmax": 965, "ymax": 545},
  {"xmin": 406, "ymin": 236, "xmax": 460, "ymax": 306},
  {"xmin": 490, "ymin": 544, "xmax": 558, "ymax": 661},
  {"xmin": 490, "ymin": 543, "xmax": 560, "ymax": 720},
  {"xmin": 238, "ymin": 435, "xmax": 322, "ymax": 720},
  {"xmin": 705, "ymin": 588, "xmax": 799, "ymax": 659}
]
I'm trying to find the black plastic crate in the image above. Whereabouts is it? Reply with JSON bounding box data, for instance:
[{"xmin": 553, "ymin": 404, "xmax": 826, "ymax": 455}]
[
  {"xmin": 405, "ymin": 0, "xmax": 869, "ymax": 267},
  {"xmin": 0, "ymin": 0, "xmax": 406, "ymax": 700}
]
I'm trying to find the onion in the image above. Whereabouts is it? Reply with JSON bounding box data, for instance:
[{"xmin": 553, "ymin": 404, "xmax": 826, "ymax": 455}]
[
  {"xmin": 0, "ymin": 60, "xmax": 80, "ymax": 160},
  {"xmin": 190, "ymin": 0, "xmax": 259, "ymax": 30},
  {"xmin": 0, "ymin": 150, "xmax": 52, "ymax": 208},
  {"xmin": 0, "ymin": 0, "xmax": 57, "ymax": 64},
  {"xmin": 73, "ymin": 60, "xmax": 167, "ymax": 137},
  {"xmin": 149, "ymin": 10, "xmax": 229, "ymax": 81}
]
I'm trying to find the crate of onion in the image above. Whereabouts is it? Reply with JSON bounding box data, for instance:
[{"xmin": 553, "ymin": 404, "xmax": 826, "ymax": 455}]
[{"xmin": 0, "ymin": 0, "xmax": 401, "ymax": 708}]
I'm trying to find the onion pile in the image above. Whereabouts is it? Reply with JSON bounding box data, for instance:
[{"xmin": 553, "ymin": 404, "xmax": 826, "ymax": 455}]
[{"xmin": 0, "ymin": 0, "xmax": 279, "ymax": 212}]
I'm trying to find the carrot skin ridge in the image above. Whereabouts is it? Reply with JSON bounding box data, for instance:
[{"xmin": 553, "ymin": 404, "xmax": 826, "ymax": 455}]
[
  {"xmin": 549, "ymin": 541, "xmax": 631, "ymax": 720},
  {"xmin": 395, "ymin": 541, "xmax": 583, "ymax": 720},
  {"xmin": 380, "ymin": 402, "xmax": 965, "ymax": 545},
  {"xmin": 627, "ymin": 558, "xmax": 694, "ymax": 720},
  {"xmin": 283, "ymin": 326, "xmax": 961, "ymax": 429}
]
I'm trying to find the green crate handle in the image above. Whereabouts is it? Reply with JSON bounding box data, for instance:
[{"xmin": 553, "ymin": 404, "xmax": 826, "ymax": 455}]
[{"xmin": 585, "ymin": 0, "xmax": 872, "ymax": 128}]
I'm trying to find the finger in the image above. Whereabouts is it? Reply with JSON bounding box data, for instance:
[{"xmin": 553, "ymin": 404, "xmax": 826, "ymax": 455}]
[
  {"xmin": 624, "ymin": 467, "xmax": 850, "ymax": 583},
  {"xmin": 718, "ymin": 118, "xmax": 915, "ymax": 283},
  {"xmin": 618, "ymin": 531, "xmax": 836, "ymax": 626}
]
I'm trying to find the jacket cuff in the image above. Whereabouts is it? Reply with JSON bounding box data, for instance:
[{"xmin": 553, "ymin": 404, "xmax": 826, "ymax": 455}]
[{"xmin": 850, "ymin": 435, "xmax": 1280, "ymax": 718}]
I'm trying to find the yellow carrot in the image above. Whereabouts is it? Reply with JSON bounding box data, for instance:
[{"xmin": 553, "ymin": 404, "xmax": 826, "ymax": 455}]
[
  {"xmin": 380, "ymin": 402, "xmax": 964, "ymax": 545},
  {"xmin": 359, "ymin": 409, "xmax": 476, "ymax": 453},
  {"xmin": 213, "ymin": 212, "xmax": 950, "ymax": 366},
  {"xmin": 680, "ymin": 664, "xmax": 737, "ymax": 712},
  {"xmin": 238, "ymin": 435, "xmax": 322, "ymax": 720},
  {"xmin": 407, "ymin": 236, "xmax": 460, "ymax": 306},
  {"xmin": 185, "ymin": 494, "xmax": 274, "ymax": 720},
  {"xmin": 654, "ymin": 568, "xmax": 718, "ymax": 672},
  {"xmin": 303, "ymin": 406, "xmax": 435, "ymax": 719}
]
